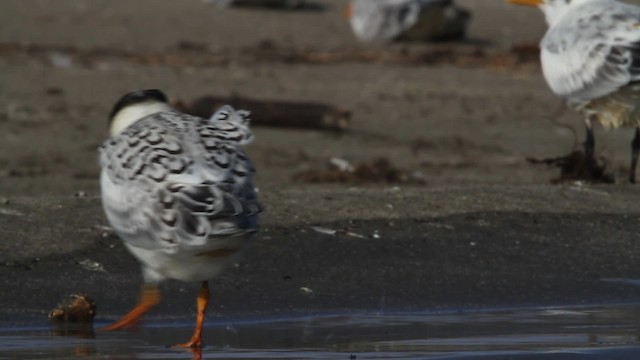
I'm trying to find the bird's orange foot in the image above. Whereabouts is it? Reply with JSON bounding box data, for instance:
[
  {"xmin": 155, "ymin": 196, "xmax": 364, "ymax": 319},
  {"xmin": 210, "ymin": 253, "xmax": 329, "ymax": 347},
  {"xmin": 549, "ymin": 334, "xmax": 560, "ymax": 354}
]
[
  {"xmin": 172, "ymin": 337, "xmax": 202, "ymax": 349},
  {"xmin": 98, "ymin": 285, "xmax": 160, "ymax": 332}
]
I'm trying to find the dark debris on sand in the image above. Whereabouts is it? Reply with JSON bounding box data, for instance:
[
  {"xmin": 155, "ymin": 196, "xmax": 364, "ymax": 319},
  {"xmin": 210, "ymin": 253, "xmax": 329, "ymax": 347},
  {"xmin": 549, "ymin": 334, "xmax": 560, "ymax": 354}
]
[
  {"xmin": 527, "ymin": 150, "xmax": 615, "ymax": 184},
  {"xmin": 0, "ymin": 41, "xmax": 540, "ymax": 71},
  {"xmin": 293, "ymin": 157, "xmax": 425, "ymax": 185}
]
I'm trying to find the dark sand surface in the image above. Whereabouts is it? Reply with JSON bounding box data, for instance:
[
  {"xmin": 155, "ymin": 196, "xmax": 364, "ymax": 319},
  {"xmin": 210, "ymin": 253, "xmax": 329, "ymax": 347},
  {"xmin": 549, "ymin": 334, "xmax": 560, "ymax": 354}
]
[{"xmin": 2, "ymin": 0, "xmax": 640, "ymax": 324}]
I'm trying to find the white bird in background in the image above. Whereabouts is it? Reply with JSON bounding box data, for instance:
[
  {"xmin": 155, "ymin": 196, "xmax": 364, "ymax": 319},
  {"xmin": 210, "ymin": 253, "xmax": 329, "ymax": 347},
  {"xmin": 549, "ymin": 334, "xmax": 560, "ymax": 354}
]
[
  {"xmin": 508, "ymin": 0, "xmax": 640, "ymax": 182},
  {"xmin": 345, "ymin": 0, "xmax": 471, "ymax": 43},
  {"xmin": 98, "ymin": 89, "xmax": 261, "ymax": 348}
]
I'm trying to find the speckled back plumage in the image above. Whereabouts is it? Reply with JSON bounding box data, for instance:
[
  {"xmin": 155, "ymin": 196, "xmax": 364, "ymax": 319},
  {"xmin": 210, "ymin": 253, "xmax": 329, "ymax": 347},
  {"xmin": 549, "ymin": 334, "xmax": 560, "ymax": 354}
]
[{"xmin": 99, "ymin": 106, "xmax": 261, "ymax": 254}]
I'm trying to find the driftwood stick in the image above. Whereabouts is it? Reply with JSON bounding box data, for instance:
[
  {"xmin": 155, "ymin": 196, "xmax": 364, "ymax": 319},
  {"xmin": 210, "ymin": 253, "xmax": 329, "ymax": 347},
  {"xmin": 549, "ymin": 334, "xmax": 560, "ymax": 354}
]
[{"xmin": 171, "ymin": 95, "xmax": 351, "ymax": 131}]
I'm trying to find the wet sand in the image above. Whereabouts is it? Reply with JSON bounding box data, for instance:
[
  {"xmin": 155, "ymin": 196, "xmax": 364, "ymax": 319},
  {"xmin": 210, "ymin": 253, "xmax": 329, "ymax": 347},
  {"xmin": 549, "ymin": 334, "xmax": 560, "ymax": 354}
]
[
  {"xmin": 3, "ymin": 185, "xmax": 640, "ymax": 322},
  {"xmin": 2, "ymin": 0, "xmax": 640, "ymax": 325}
]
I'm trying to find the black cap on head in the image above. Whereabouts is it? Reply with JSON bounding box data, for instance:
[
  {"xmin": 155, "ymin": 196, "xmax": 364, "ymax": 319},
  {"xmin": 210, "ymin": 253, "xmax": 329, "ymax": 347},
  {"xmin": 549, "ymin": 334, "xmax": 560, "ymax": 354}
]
[{"xmin": 108, "ymin": 89, "xmax": 168, "ymax": 122}]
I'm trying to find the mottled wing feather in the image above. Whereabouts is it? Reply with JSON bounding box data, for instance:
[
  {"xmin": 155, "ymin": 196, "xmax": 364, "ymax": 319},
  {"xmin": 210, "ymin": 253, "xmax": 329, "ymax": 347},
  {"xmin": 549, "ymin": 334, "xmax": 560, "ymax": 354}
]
[
  {"xmin": 541, "ymin": 1, "xmax": 640, "ymax": 104},
  {"xmin": 99, "ymin": 108, "xmax": 260, "ymax": 252}
]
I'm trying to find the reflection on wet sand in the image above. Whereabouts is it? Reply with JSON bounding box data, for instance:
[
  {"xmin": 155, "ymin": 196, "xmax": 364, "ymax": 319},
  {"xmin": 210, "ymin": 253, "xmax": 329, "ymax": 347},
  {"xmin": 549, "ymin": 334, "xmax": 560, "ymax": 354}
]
[
  {"xmin": 47, "ymin": 322, "xmax": 95, "ymax": 357},
  {"xmin": 3, "ymin": 304, "xmax": 640, "ymax": 359}
]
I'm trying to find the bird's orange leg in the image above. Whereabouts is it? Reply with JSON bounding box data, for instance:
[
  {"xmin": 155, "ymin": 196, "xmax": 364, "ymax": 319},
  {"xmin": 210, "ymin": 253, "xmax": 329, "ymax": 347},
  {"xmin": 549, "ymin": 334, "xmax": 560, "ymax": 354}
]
[
  {"xmin": 343, "ymin": 4, "xmax": 352, "ymax": 18},
  {"xmin": 99, "ymin": 284, "xmax": 161, "ymax": 331},
  {"xmin": 174, "ymin": 281, "xmax": 210, "ymax": 348}
]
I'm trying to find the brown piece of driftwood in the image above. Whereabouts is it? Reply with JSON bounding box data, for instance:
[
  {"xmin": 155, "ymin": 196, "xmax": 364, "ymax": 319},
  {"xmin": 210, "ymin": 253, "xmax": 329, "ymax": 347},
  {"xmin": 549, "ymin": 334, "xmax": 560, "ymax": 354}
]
[{"xmin": 172, "ymin": 95, "xmax": 351, "ymax": 131}]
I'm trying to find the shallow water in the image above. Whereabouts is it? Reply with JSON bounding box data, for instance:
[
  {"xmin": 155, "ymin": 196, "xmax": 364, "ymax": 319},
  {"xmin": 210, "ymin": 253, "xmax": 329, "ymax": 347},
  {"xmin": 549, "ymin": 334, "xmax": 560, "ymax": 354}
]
[{"xmin": 3, "ymin": 304, "xmax": 640, "ymax": 359}]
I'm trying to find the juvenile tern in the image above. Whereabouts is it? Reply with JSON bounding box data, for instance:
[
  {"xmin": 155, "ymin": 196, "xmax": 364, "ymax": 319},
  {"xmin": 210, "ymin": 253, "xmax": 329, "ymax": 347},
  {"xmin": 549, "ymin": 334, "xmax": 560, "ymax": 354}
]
[{"xmin": 98, "ymin": 89, "xmax": 261, "ymax": 348}]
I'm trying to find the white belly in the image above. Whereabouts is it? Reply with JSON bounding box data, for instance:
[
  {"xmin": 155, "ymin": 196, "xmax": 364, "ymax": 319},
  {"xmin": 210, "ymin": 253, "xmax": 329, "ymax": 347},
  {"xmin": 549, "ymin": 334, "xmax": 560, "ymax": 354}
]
[{"xmin": 126, "ymin": 243, "xmax": 244, "ymax": 283}]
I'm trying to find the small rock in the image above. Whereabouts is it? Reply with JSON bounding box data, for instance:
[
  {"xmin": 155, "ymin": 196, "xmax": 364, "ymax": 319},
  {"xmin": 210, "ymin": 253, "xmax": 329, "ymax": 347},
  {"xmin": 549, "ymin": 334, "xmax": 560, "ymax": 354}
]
[
  {"xmin": 78, "ymin": 259, "xmax": 106, "ymax": 273},
  {"xmin": 299, "ymin": 287, "xmax": 314, "ymax": 295}
]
